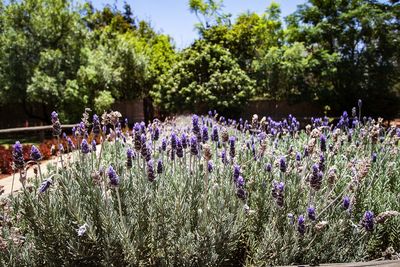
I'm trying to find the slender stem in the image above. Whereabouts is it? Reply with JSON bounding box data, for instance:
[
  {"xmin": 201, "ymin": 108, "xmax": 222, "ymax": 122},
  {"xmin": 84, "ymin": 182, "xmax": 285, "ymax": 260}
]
[
  {"xmin": 10, "ymin": 172, "xmax": 16, "ymax": 198},
  {"xmin": 116, "ymin": 188, "xmax": 124, "ymax": 225}
]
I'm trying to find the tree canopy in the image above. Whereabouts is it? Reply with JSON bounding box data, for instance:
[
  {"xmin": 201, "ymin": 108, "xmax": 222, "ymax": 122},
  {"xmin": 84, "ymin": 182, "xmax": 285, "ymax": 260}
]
[{"xmin": 0, "ymin": 0, "xmax": 399, "ymax": 122}]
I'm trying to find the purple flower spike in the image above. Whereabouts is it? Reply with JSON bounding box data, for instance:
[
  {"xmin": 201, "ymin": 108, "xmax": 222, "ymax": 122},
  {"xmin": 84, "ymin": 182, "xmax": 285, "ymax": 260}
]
[
  {"xmin": 236, "ymin": 175, "xmax": 245, "ymax": 188},
  {"xmin": 39, "ymin": 178, "xmax": 52, "ymax": 193},
  {"xmin": 358, "ymin": 99, "xmax": 362, "ymax": 108},
  {"xmin": 30, "ymin": 145, "xmax": 42, "ymax": 161},
  {"xmin": 229, "ymin": 136, "xmax": 236, "ymax": 159},
  {"xmin": 161, "ymin": 138, "xmax": 167, "ymax": 151},
  {"xmin": 307, "ymin": 206, "xmax": 316, "ymax": 221},
  {"xmin": 153, "ymin": 127, "xmax": 160, "ymax": 141},
  {"xmin": 221, "ymin": 150, "xmax": 227, "ymax": 164},
  {"xmin": 279, "ymin": 156, "xmax": 286, "ymax": 173},
  {"xmin": 342, "ymin": 196, "xmax": 350, "ymax": 210},
  {"xmin": 81, "ymin": 139, "xmax": 90, "ymax": 154},
  {"xmin": 371, "ymin": 152, "xmax": 377, "ymax": 163},
  {"xmin": 157, "ymin": 159, "xmax": 163, "ymax": 174},
  {"xmin": 295, "ymin": 152, "xmax": 301, "ymax": 162},
  {"xmin": 51, "ymin": 111, "xmax": 61, "ymax": 136},
  {"xmin": 51, "ymin": 111, "xmax": 58, "ymax": 124},
  {"xmin": 212, "ymin": 126, "xmax": 219, "ymax": 142},
  {"xmin": 91, "ymin": 140, "xmax": 97, "ymax": 152},
  {"xmin": 107, "ymin": 165, "xmax": 119, "ymax": 186},
  {"xmin": 320, "ymin": 134, "xmax": 327, "ymax": 152},
  {"xmin": 297, "ymin": 215, "xmax": 306, "ymax": 235},
  {"xmin": 207, "ymin": 161, "xmax": 213, "ymax": 173},
  {"xmin": 147, "ymin": 160, "xmax": 155, "ymax": 182},
  {"xmin": 92, "ymin": 114, "xmax": 101, "ymax": 135},
  {"xmin": 362, "ymin": 211, "xmax": 374, "ymax": 231},
  {"xmin": 202, "ymin": 125, "xmax": 209, "ymax": 143},
  {"xmin": 265, "ymin": 163, "xmax": 272, "ymax": 172},
  {"xmin": 181, "ymin": 133, "xmax": 188, "ymax": 149},
  {"xmin": 233, "ymin": 165, "xmax": 240, "ymax": 181},
  {"xmin": 127, "ymin": 148, "xmax": 134, "ymax": 168},
  {"xmin": 190, "ymin": 136, "xmax": 198, "ymax": 156},
  {"xmin": 171, "ymin": 133, "xmax": 177, "ymax": 150},
  {"xmin": 176, "ymin": 139, "xmax": 183, "ymax": 158},
  {"xmin": 67, "ymin": 137, "xmax": 75, "ymax": 150},
  {"xmin": 12, "ymin": 141, "xmax": 24, "ymax": 170}
]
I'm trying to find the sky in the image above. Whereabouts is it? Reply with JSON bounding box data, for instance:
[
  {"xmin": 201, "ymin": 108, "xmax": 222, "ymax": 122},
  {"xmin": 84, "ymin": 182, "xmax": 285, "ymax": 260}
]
[{"xmin": 90, "ymin": 0, "xmax": 305, "ymax": 49}]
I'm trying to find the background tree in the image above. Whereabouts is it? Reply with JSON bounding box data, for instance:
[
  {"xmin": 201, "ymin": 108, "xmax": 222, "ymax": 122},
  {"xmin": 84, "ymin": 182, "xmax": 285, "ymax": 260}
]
[{"xmin": 152, "ymin": 42, "xmax": 255, "ymax": 114}]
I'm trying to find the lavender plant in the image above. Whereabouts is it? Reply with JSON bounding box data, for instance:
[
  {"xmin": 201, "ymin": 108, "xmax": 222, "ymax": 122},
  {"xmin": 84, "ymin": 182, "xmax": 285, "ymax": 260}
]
[{"xmin": 1, "ymin": 105, "xmax": 399, "ymax": 266}]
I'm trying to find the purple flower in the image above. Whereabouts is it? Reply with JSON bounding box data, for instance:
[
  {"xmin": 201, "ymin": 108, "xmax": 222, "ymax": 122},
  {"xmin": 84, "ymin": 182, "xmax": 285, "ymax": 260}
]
[
  {"xmin": 126, "ymin": 148, "xmax": 134, "ymax": 168},
  {"xmin": 320, "ymin": 134, "xmax": 326, "ymax": 152},
  {"xmin": 362, "ymin": 211, "xmax": 374, "ymax": 231},
  {"xmin": 39, "ymin": 178, "xmax": 52, "ymax": 193},
  {"xmin": 92, "ymin": 114, "xmax": 101, "ymax": 135},
  {"xmin": 372, "ymin": 152, "xmax": 377, "ymax": 163},
  {"xmin": 81, "ymin": 139, "xmax": 90, "ymax": 154},
  {"xmin": 310, "ymin": 164, "xmax": 323, "ymax": 190},
  {"xmin": 176, "ymin": 139, "xmax": 183, "ymax": 158},
  {"xmin": 12, "ymin": 141, "xmax": 24, "ymax": 170},
  {"xmin": 67, "ymin": 137, "xmax": 75, "ymax": 150},
  {"xmin": 207, "ymin": 161, "xmax": 213, "ymax": 173},
  {"xmin": 147, "ymin": 160, "xmax": 155, "ymax": 182},
  {"xmin": 297, "ymin": 215, "xmax": 306, "ymax": 235},
  {"xmin": 229, "ymin": 136, "xmax": 235, "ymax": 159},
  {"xmin": 107, "ymin": 165, "xmax": 119, "ymax": 186},
  {"xmin": 342, "ymin": 196, "xmax": 350, "ymax": 210},
  {"xmin": 236, "ymin": 188, "xmax": 246, "ymax": 200},
  {"xmin": 279, "ymin": 156, "xmax": 286, "ymax": 173},
  {"xmin": 212, "ymin": 126, "xmax": 219, "ymax": 142},
  {"xmin": 171, "ymin": 133, "xmax": 177, "ymax": 150},
  {"xmin": 161, "ymin": 138, "xmax": 167, "ymax": 151},
  {"xmin": 141, "ymin": 143, "xmax": 152, "ymax": 162},
  {"xmin": 157, "ymin": 159, "xmax": 163, "ymax": 174},
  {"xmin": 202, "ymin": 125, "xmax": 209, "ymax": 143},
  {"xmin": 272, "ymin": 181, "xmax": 285, "ymax": 207},
  {"xmin": 181, "ymin": 133, "xmax": 188, "ymax": 149},
  {"xmin": 192, "ymin": 115, "xmax": 201, "ymax": 139},
  {"xmin": 30, "ymin": 145, "xmax": 42, "ymax": 161},
  {"xmin": 51, "ymin": 111, "xmax": 58, "ymax": 124},
  {"xmin": 236, "ymin": 175, "xmax": 245, "ymax": 188},
  {"xmin": 190, "ymin": 136, "xmax": 198, "ymax": 156},
  {"xmin": 153, "ymin": 127, "xmax": 160, "ymax": 141},
  {"xmin": 295, "ymin": 152, "xmax": 301, "ymax": 162},
  {"xmin": 265, "ymin": 163, "xmax": 272, "ymax": 172},
  {"xmin": 51, "ymin": 111, "xmax": 62, "ymax": 136},
  {"xmin": 140, "ymin": 122, "xmax": 146, "ymax": 133},
  {"xmin": 307, "ymin": 206, "xmax": 316, "ymax": 221},
  {"xmin": 91, "ymin": 140, "xmax": 97, "ymax": 152},
  {"xmin": 319, "ymin": 154, "xmax": 325, "ymax": 172},
  {"xmin": 303, "ymin": 147, "xmax": 309, "ymax": 157},
  {"xmin": 233, "ymin": 165, "xmax": 240, "ymax": 182},
  {"xmin": 221, "ymin": 150, "xmax": 227, "ymax": 164}
]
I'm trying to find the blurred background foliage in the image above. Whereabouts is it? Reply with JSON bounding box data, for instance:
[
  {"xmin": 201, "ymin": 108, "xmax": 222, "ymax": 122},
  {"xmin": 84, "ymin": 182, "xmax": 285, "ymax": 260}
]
[{"xmin": 0, "ymin": 0, "xmax": 399, "ymax": 122}]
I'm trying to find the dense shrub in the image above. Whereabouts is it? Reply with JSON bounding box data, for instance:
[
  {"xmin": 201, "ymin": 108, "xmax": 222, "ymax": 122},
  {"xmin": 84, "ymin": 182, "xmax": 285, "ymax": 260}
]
[{"xmin": 0, "ymin": 108, "xmax": 399, "ymax": 266}]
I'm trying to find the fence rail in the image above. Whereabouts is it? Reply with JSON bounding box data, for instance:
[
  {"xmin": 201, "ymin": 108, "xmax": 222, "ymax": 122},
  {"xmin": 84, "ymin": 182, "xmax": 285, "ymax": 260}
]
[{"xmin": 0, "ymin": 124, "xmax": 75, "ymax": 134}]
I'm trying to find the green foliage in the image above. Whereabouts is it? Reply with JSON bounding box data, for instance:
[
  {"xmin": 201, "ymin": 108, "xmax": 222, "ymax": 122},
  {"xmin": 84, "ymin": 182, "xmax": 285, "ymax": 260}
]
[
  {"xmin": 94, "ymin": 91, "xmax": 115, "ymax": 113},
  {"xmin": 152, "ymin": 43, "xmax": 255, "ymax": 113},
  {"xmin": 286, "ymin": 0, "xmax": 400, "ymax": 117}
]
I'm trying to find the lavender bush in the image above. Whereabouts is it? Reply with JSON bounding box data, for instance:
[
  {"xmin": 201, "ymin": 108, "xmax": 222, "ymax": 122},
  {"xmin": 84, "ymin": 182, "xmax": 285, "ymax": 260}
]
[{"xmin": 1, "ymin": 104, "xmax": 399, "ymax": 266}]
